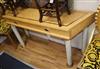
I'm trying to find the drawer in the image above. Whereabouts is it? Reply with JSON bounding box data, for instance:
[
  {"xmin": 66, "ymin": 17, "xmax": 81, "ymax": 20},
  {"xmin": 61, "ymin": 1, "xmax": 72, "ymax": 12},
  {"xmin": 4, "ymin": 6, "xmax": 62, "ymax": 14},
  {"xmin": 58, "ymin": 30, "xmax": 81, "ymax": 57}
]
[
  {"xmin": 7, "ymin": 20, "xmax": 49, "ymax": 34},
  {"xmin": 47, "ymin": 28, "xmax": 70, "ymax": 39},
  {"xmin": 6, "ymin": 19, "xmax": 71, "ymax": 39}
]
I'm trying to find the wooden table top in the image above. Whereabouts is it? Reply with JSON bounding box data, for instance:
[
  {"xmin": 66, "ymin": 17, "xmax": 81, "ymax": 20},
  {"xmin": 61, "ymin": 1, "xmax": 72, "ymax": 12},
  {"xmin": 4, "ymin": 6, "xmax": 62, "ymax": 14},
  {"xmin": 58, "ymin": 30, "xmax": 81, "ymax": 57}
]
[{"xmin": 3, "ymin": 8, "xmax": 95, "ymax": 39}]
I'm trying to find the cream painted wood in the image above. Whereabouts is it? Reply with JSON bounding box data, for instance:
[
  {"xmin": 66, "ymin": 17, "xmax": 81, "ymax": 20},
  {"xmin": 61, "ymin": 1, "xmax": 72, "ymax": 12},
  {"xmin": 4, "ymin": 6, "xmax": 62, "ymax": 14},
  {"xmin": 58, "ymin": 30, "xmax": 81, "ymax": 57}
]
[
  {"xmin": 11, "ymin": 25, "xmax": 25, "ymax": 47},
  {"xmin": 81, "ymin": 23, "xmax": 95, "ymax": 52},
  {"xmin": 24, "ymin": 30, "xmax": 30, "ymax": 37},
  {"xmin": 87, "ymin": 23, "xmax": 95, "ymax": 45},
  {"xmin": 65, "ymin": 40, "xmax": 72, "ymax": 66},
  {"xmin": 82, "ymin": 27, "xmax": 88, "ymax": 52}
]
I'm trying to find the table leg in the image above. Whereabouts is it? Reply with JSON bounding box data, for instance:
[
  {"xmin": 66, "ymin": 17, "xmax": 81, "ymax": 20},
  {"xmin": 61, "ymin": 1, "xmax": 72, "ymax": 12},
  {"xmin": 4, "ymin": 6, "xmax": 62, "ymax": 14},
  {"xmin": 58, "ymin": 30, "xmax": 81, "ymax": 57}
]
[
  {"xmin": 11, "ymin": 25, "xmax": 25, "ymax": 47},
  {"xmin": 82, "ymin": 28, "xmax": 88, "ymax": 52},
  {"xmin": 65, "ymin": 40, "xmax": 72, "ymax": 66},
  {"xmin": 24, "ymin": 29, "xmax": 30, "ymax": 37}
]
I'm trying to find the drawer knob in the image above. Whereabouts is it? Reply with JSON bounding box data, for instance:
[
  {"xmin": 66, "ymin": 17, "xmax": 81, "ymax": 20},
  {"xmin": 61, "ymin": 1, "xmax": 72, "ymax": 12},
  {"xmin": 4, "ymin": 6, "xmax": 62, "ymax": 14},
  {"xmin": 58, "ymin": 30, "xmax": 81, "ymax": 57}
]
[
  {"xmin": 44, "ymin": 29, "xmax": 49, "ymax": 31},
  {"xmin": 14, "ymin": 22, "xmax": 18, "ymax": 24}
]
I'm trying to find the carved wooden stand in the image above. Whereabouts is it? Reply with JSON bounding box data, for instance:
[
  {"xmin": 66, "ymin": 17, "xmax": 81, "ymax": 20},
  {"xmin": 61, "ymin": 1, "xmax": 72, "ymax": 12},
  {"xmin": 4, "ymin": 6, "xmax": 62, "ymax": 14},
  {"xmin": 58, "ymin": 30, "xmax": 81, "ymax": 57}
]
[
  {"xmin": 0, "ymin": 0, "xmax": 16, "ymax": 16},
  {"xmin": 35, "ymin": 0, "xmax": 70, "ymax": 27}
]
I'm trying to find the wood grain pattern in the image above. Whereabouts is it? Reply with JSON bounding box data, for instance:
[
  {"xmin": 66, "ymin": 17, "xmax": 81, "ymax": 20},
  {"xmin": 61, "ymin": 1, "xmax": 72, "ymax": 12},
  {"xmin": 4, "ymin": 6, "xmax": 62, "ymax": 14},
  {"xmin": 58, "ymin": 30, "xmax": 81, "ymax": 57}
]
[
  {"xmin": 0, "ymin": 36, "xmax": 82, "ymax": 69},
  {"xmin": 3, "ymin": 8, "xmax": 95, "ymax": 39}
]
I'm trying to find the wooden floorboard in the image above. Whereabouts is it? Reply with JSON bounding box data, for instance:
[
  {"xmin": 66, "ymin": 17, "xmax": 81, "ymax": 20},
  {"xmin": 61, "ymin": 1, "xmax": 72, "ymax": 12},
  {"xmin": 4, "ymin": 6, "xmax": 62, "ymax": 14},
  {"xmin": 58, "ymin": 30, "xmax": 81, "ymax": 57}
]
[{"xmin": 0, "ymin": 36, "xmax": 82, "ymax": 69}]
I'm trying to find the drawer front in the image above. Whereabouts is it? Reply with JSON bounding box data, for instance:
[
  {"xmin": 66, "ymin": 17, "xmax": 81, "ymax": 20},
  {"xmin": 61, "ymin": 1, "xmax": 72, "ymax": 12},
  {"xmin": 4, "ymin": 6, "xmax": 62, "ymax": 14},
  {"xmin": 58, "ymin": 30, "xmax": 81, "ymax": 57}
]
[
  {"xmin": 6, "ymin": 19, "xmax": 49, "ymax": 34},
  {"xmin": 47, "ymin": 28, "xmax": 70, "ymax": 39},
  {"xmin": 6, "ymin": 19, "xmax": 70, "ymax": 39}
]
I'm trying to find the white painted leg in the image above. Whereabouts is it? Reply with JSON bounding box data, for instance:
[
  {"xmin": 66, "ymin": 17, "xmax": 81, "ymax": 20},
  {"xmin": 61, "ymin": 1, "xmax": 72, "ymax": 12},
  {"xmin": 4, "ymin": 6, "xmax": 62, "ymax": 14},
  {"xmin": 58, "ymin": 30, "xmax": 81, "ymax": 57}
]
[
  {"xmin": 87, "ymin": 23, "xmax": 95, "ymax": 46},
  {"xmin": 11, "ymin": 25, "xmax": 25, "ymax": 47},
  {"xmin": 65, "ymin": 40, "xmax": 72, "ymax": 66},
  {"xmin": 82, "ymin": 28, "xmax": 88, "ymax": 52},
  {"xmin": 24, "ymin": 29, "xmax": 30, "ymax": 37},
  {"xmin": 82, "ymin": 23, "xmax": 95, "ymax": 52},
  {"xmin": 47, "ymin": 34, "xmax": 51, "ymax": 40}
]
